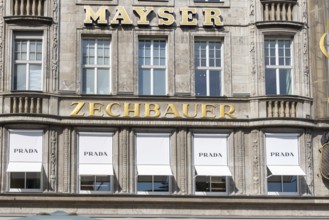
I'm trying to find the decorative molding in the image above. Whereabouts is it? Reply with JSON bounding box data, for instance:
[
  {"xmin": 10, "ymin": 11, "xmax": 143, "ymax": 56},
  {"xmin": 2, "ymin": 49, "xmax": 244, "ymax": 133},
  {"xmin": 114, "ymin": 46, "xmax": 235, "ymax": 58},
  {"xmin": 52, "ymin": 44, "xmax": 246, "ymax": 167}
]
[
  {"xmin": 305, "ymin": 131, "xmax": 313, "ymax": 195},
  {"xmin": 51, "ymin": 0, "xmax": 59, "ymax": 92},
  {"xmin": 0, "ymin": 0, "xmax": 3, "ymax": 92},
  {"xmin": 178, "ymin": 129, "xmax": 187, "ymax": 195},
  {"xmin": 49, "ymin": 129, "xmax": 57, "ymax": 192},
  {"xmin": 234, "ymin": 130, "xmax": 244, "ymax": 195},
  {"xmin": 301, "ymin": 0, "xmax": 310, "ymax": 97},
  {"xmin": 120, "ymin": 128, "xmax": 128, "ymax": 193},
  {"xmin": 63, "ymin": 128, "xmax": 71, "ymax": 193},
  {"xmin": 252, "ymin": 130, "xmax": 260, "ymax": 195}
]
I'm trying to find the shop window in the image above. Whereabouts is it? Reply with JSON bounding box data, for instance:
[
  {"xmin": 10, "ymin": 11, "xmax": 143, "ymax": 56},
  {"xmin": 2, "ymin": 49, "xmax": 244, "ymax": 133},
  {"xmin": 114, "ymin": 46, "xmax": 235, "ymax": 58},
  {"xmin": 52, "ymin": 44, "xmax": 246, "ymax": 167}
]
[
  {"xmin": 78, "ymin": 132, "xmax": 113, "ymax": 194},
  {"xmin": 138, "ymin": 39, "xmax": 167, "ymax": 96},
  {"xmin": 13, "ymin": 33, "xmax": 43, "ymax": 91},
  {"xmin": 265, "ymin": 133, "xmax": 305, "ymax": 195},
  {"xmin": 136, "ymin": 133, "xmax": 172, "ymax": 194},
  {"xmin": 194, "ymin": 41, "xmax": 222, "ymax": 97},
  {"xmin": 264, "ymin": 39, "xmax": 292, "ymax": 95},
  {"xmin": 193, "ymin": 134, "xmax": 231, "ymax": 195},
  {"xmin": 80, "ymin": 175, "xmax": 111, "ymax": 192},
  {"xmin": 82, "ymin": 39, "xmax": 111, "ymax": 95},
  {"xmin": 7, "ymin": 130, "xmax": 43, "ymax": 192},
  {"xmin": 137, "ymin": 176, "xmax": 169, "ymax": 192}
]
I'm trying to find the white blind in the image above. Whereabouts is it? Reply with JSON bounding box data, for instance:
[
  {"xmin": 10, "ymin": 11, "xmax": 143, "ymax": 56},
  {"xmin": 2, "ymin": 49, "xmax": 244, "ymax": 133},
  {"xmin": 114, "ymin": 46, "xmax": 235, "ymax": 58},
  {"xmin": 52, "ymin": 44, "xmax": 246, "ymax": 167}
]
[
  {"xmin": 136, "ymin": 133, "xmax": 170, "ymax": 165},
  {"xmin": 193, "ymin": 134, "xmax": 228, "ymax": 166}
]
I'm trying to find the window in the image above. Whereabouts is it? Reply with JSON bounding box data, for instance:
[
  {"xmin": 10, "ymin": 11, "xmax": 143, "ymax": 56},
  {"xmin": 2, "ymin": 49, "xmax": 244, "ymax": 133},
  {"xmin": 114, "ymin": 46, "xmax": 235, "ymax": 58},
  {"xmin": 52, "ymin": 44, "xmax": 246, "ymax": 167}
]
[
  {"xmin": 264, "ymin": 39, "xmax": 292, "ymax": 95},
  {"xmin": 82, "ymin": 39, "xmax": 111, "ymax": 94},
  {"xmin": 138, "ymin": 39, "xmax": 167, "ymax": 96},
  {"xmin": 194, "ymin": 41, "xmax": 222, "ymax": 97},
  {"xmin": 265, "ymin": 133, "xmax": 305, "ymax": 195},
  {"xmin": 136, "ymin": 133, "xmax": 172, "ymax": 194},
  {"xmin": 193, "ymin": 134, "xmax": 231, "ymax": 195},
  {"xmin": 13, "ymin": 33, "xmax": 43, "ymax": 91},
  {"xmin": 78, "ymin": 132, "xmax": 113, "ymax": 193},
  {"xmin": 7, "ymin": 130, "xmax": 43, "ymax": 192}
]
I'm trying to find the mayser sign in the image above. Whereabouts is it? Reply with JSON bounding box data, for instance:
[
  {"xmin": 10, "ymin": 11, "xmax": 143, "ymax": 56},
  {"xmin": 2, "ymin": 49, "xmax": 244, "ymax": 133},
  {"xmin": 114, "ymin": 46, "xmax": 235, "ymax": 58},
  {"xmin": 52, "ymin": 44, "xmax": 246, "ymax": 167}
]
[{"xmin": 84, "ymin": 6, "xmax": 223, "ymax": 27}]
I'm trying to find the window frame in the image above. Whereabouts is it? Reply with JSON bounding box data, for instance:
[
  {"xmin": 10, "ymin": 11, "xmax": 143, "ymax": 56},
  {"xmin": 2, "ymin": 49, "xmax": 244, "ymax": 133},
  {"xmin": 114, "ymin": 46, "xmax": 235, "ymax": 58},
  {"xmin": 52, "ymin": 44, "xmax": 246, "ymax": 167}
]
[
  {"xmin": 135, "ymin": 133, "xmax": 172, "ymax": 195},
  {"xmin": 81, "ymin": 38, "xmax": 112, "ymax": 95},
  {"xmin": 79, "ymin": 175, "xmax": 112, "ymax": 194},
  {"xmin": 266, "ymin": 173, "xmax": 299, "ymax": 196},
  {"xmin": 137, "ymin": 175, "xmax": 171, "ymax": 195},
  {"xmin": 194, "ymin": 40, "xmax": 223, "ymax": 97},
  {"xmin": 138, "ymin": 38, "xmax": 168, "ymax": 96},
  {"xmin": 264, "ymin": 38, "xmax": 293, "ymax": 95},
  {"xmin": 12, "ymin": 33, "xmax": 44, "ymax": 91},
  {"xmin": 9, "ymin": 172, "xmax": 42, "ymax": 192}
]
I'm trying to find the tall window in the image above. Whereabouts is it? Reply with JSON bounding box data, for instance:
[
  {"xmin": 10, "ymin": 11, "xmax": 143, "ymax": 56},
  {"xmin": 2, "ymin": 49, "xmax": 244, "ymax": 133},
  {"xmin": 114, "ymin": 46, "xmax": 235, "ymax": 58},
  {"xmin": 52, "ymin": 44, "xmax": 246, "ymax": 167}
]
[
  {"xmin": 13, "ymin": 33, "xmax": 43, "ymax": 91},
  {"xmin": 7, "ymin": 130, "xmax": 43, "ymax": 192},
  {"xmin": 82, "ymin": 39, "xmax": 111, "ymax": 94},
  {"xmin": 138, "ymin": 39, "xmax": 167, "ymax": 96},
  {"xmin": 194, "ymin": 41, "xmax": 222, "ymax": 97},
  {"xmin": 78, "ymin": 132, "xmax": 113, "ymax": 194},
  {"xmin": 264, "ymin": 39, "xmax": 292, "ymax": 95},
  {"xmin": 136, "ymin": 133, "xmax": 172, "ymax": 194},
  {"xmin": 265, "ymin": 133, "xmax": 305, "ymax": 195}
]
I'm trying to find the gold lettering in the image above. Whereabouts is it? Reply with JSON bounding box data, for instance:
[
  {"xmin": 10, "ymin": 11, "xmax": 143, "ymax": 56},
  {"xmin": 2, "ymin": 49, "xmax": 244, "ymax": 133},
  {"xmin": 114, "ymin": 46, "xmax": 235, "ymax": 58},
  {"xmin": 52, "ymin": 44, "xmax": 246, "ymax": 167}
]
[
  {"xmin": 84, "ymin": 6, "xmax": 108, "ymax": 25},
  {"xmin": 158, "ymin": 8, "xmax": 175, "ymax": 26},
  {"xmin": 180, "ymin": 8, "xmax": 197, "ymax": 26},
  {"xmin": 105, "ymin": 102, "xmax": 121, "ymax": 117},
  {"xmin": 89, "ymin": 102, "xmax": 104, "ymax": 117},
  {"xmin": 203, "ymin": 8, "xmax": 223, "ymax": 27},
  {"xmin": 134, "ymin": 7, "xmax": 154, "ymax": 25},
  {"xmin": 163, "ymin": 104, "xmax": 181, "ymax": 118},
  {"xmin": 145, "ymin": 103, "xmax": 161, "ymax": 118},
  {"xmin": 201, "ymin": 104, "xmax": 216, "ymax": 118},
  {"xmin": 123, "ymin": 103, "xmax": 140, "ymax": 117},
  {"xmin": 219, "ymin": 104, "xmax": 236, "ymax": 119},
  {"xmin": 70, "ymin": 102, "xmax": 86, "ymax": 117},
  {"xmin": 182, "ymin": 104, "xmax": 198, "ymax": 118},
  {"xmin": 111, "ymin": 6, "xmax": 133, "ymax": 25}
]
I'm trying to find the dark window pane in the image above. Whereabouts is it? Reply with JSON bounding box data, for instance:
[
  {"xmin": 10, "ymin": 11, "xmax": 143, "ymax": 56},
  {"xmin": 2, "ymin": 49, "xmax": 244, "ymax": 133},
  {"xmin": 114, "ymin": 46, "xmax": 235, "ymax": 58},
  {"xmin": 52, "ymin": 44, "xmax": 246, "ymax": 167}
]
[
  {"xmin": 282, "ymin": 176, "xmax": 297, "ymax": 192},
  {"xmin": 195, "ymin": 176, "xmax": 210, "ymax": 192},
  {"xmin": 95, "ymin": 176, "xmax": 111, "ymax": 191},
  {"xmin": 10, "ymin": 172, "xmax": 25, "ymax": 188},
  {"xmin": 81, "ymin": 176, "xmax": 95, "ymax": 191},
  {"xmin": 195, "ymin": 70, "xmax": 207, "ymax": 96},
  {"xmin": 137, "ymin": 176, "xmax": 153, "ymax": 192},
  {"xmin": 268, "ymin": 176, "xmax": 282, "ymax": 192},
  {"xmin": 26, "ymin": 172, "xmax": 40, "ymax": 189},
  {"xmin": 209, "ymin": 70, "xmax": 221, "ymax": 96},
  {"xmin": 279, "ymin": 69, "xmax": 291, "ymax": 95},
  {"xmin": 211, "ymin": 176, "xmax": 226, "ymax": 192},
  {"xmin": 265, "ymin": 69, "xmax": 277, "ymax": 95},
  {"xmin": 154, "ymin": 176, "xmax": 169, "ymax": 192}
]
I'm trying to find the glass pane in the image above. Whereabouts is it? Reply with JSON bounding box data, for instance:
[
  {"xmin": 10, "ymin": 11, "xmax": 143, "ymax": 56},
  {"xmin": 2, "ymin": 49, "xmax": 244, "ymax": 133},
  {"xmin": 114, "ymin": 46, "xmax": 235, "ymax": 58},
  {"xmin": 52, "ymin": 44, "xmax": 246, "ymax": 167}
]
[
  {"xmin": 137, "ymin": 176, "xmax": 152, "ymax": 192},
  {"xmin": 195, "ymin": 176, "xmax": 210, "ymax": 192},
  {"xmin": 10, "ymin": 172, "xmax": 25, "ymax": 188},
  {"xmin": 211, "ymin": 176, "xmax": 226, "ymax": 192},
  {"xmin": 209, "ymin": 70, "xmax": 221, "ymax": 96},
  {"xmin": 138, "ymin": 69, "xmax": 151, "ymax": 95},
  {"xmin": 268, "ymin": 176, "xmax": 282, "ymax": 192},
  {"xmin": 279, "ymin": 69, "xmax": 291, "ymax": 95},
  {"xmin": 82, "ymin": 69, "xmax": 95, "ymax": 94},
  {"xmin": 153, "ymin": 69, "xmax": 166, "ymax": 95},
  {"xmin": 154, "ymin": 176, "xmax": 169, "ymax": 192},
  {"xmin": 282, "ymin": 176, "xmax": 297, "ymax": 192},
  {"xmin": 95, "ymin": 176, "xmax": 111, "ymax": 191},
  {"xmin": 29, "ymin": 64, "xmax": 42, "ymax": 91},
  {"xmin": 80, "ymin": 176, "xmax": 95, "ymax": 191},
  {"xmin": 265, "ymin": 69, "xmax": 277, "ymax": 95},
  {"xmin": 97, "ymin": 68, "xmax": 110, "ymax": 94},
  {"xmin": 26, "ymin": 172, "xmax": 41, "ymax": 189},
  {"xmin": 14, "ymin": 64, "xmax": 27, "ymax": 90},
  {"xmin": 195, "ymin": 69, "xmax": 207, "ymax": 96}
]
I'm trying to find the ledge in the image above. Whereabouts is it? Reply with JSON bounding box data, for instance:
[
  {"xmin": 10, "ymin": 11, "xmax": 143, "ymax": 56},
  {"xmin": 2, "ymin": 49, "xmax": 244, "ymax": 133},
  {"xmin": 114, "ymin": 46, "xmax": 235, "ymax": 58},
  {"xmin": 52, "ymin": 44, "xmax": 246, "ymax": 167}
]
[
  {"xmin": 260, "ymin": 0, "xmax": 298, "ymax": 4},
  {"xmin": 256, "ymin": 21, "xmax": 305, "ymax": 30},
  {"xmin": 4, "ymin": 16, "xmax": 53, "ymax": 25}
]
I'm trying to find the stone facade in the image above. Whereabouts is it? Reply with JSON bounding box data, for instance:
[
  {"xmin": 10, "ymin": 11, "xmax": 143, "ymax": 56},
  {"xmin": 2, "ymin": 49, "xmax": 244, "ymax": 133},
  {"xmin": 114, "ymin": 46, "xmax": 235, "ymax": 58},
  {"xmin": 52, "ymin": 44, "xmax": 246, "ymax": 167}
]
[{"xmin": 0, "ymin": 0, "xmax": 327, "ymax": 219}]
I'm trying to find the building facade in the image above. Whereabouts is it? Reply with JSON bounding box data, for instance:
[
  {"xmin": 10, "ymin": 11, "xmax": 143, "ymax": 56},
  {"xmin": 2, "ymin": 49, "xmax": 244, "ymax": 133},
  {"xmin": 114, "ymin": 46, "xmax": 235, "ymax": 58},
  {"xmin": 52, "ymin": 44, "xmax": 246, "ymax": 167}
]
[{"xmin": 0, "ymin": 0, "xmax": 328, "ymax": 218}]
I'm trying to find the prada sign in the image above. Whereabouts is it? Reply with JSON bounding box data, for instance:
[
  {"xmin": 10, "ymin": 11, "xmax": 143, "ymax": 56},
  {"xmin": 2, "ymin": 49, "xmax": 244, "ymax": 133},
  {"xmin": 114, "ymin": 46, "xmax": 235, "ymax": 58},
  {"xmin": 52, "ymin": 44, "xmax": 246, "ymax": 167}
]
[
  {"xmin": 70, "ymin": 101, "xmax": 236, "ymax": 119},
  {"xmin": 84, "ymin": 6, "xmax": 223, "ymax": 27}
]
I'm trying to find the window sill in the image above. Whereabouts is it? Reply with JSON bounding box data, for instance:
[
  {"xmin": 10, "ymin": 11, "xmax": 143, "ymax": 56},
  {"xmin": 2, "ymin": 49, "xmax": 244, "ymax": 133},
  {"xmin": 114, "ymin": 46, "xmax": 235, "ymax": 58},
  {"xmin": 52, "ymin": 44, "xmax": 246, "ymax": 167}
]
[{"xmin": 256, "ymin": 21, "xmax": 304, "ymax": 30}]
